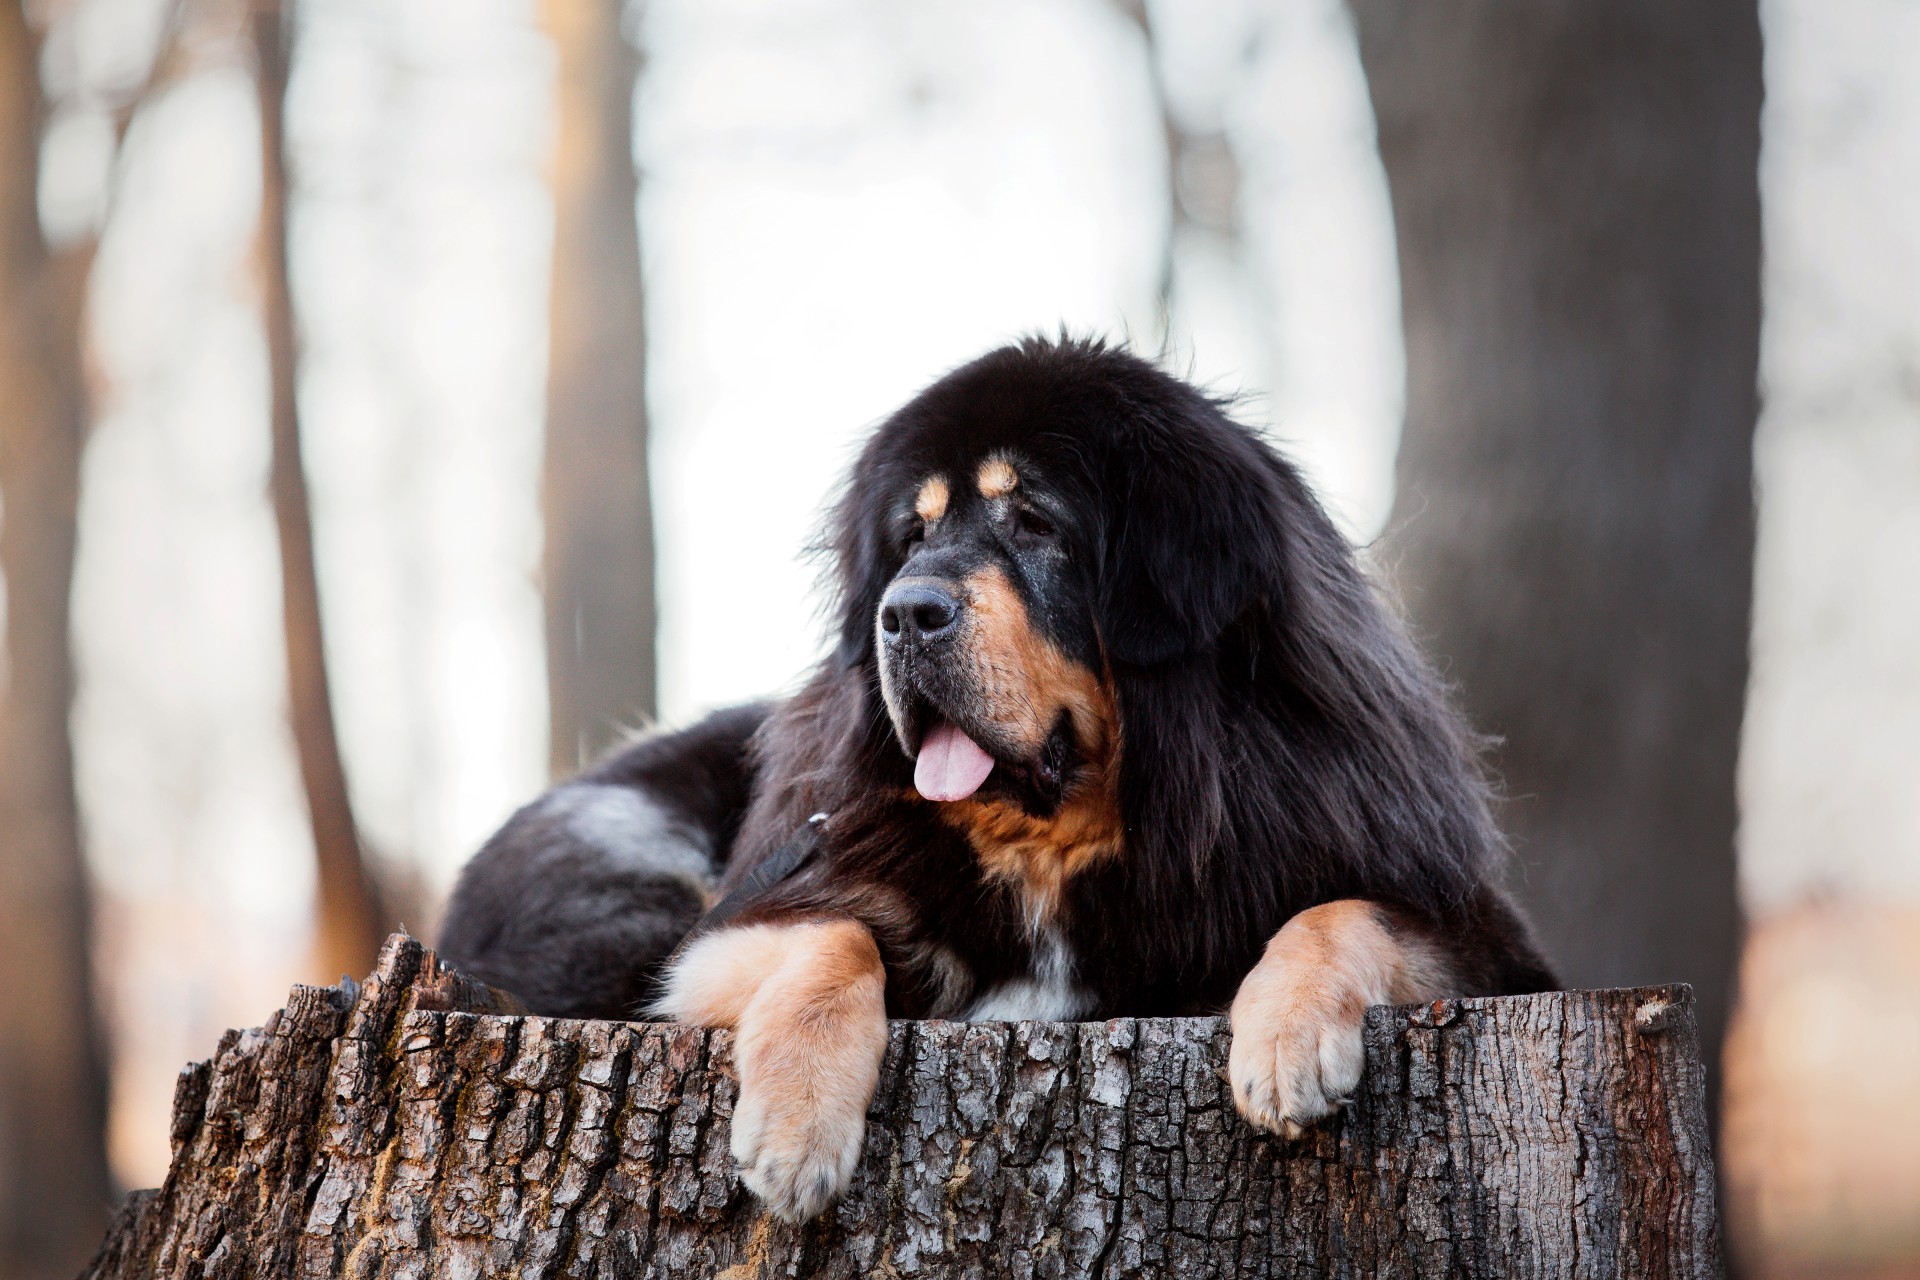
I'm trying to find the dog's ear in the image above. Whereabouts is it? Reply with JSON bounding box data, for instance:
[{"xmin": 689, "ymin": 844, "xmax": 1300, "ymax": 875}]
[{"xmin": 1095, "ymin": 426, "xmax": 1288, "ymax": 666}]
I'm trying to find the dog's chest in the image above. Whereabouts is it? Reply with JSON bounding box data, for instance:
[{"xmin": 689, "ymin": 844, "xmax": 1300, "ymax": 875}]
[{"xmin": 960, "ymin": 921, "xmax": 1092, "ymax": 1021}]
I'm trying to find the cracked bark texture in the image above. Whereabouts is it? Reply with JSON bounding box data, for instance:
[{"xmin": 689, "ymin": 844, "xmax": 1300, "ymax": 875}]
[{"xmin": 83, "ymin": 934, "xmax": 1720, "ymax": 1278}]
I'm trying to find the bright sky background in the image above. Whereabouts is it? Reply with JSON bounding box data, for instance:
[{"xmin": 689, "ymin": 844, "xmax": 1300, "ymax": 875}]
[
  {"xmin": 1739, "ymin": 0, "xmax": 1920, "ymax": 909},
  {"xmin": 638, "ymin": 0, "xmax": 1402, "ymax": 726}
]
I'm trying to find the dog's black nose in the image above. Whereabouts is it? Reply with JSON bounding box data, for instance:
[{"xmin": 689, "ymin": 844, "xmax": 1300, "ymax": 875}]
[{"xmin": 879, "ymin": 583, "xmax": 959, "ymax": 644}]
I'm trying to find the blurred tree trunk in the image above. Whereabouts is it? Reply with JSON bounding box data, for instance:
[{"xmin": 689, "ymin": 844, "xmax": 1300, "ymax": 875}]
[
  {"xmin": 1351, "ymin": 0, "xmax": 1760, "ymax": 1089},
  {"xmin": 252, "ymin": 1, "xmax": 384, "ymax": 984},
  {"xmin": 541, "ymin": 0, "xmax": 655, "ymax": 776},
  {"xmin": 0, "ymin": 2, "xmax": 115, "ymax": 1275},
  {"xmin": 1113, "ymin": 0, "xmax": 1244, "ymax": 344}
]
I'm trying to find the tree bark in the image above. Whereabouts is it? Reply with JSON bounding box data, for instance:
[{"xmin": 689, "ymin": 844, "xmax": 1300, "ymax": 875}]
[
  {"xmin": 542, "ymin": 0, "xmax": 655, "ymax": 776},
  {"xmin": 1350, "ymin": 0, "xmax": 1760, "ymax": 1089},
  {"xmin": 84, "ymin": 933, "xmax": 1721, "ymax": 1278},
  {"xmin": 0, "ymin": 4, "xmax": 115, "ymax": 1276},
  {"xmin": 252, "ymin": 0, "xmax": 385, "ymax": 984}
]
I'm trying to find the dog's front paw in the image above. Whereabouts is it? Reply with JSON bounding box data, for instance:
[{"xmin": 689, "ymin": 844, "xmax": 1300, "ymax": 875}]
[
  {"xmin": 1226, "ymin": 900, "xmax": 1440, "ymax": 1138},
  {"xmin": 1227, "ymin": 964, "xmax": 1367, "ymax": 1139},
  {"xmin": 724, "ymin": 919, "xmax": 889, "ymax": 1221},
  {"xmin": 729, "ymin": 1063, "xmax": 873, "ymax": 1222}
]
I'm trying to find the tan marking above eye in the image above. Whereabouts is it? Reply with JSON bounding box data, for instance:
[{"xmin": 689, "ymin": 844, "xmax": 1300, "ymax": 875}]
[
  {"xmin": 914, "ymin": 475, "xmax": 950, "ymax": 523},
  {"xmin": 976, "ymin": 457, "xmax": 1018, "ymax": 499}
]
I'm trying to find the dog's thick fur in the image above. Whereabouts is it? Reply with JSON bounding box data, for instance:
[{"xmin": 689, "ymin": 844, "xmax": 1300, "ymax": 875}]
[{"xmin": 441, "ymin": 337, "xmax": 1557, "ymax": 1220}]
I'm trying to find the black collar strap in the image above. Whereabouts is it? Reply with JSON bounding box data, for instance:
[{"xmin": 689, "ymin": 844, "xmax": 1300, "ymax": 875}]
[{"xmin": 666, "ymin": 813, "xmax": 828, "ymax": 964}]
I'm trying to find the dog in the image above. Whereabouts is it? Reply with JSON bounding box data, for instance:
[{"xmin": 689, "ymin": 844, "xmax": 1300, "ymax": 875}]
[{"xmin": 439, "ymin": 336, "xmax": 1557, "ymax": 1221}]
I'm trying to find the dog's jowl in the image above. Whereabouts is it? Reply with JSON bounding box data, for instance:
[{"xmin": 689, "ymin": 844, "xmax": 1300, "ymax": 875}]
[{"xmin": 439, "ymin": 337, "xmax": 1558, "ymax": 1221}]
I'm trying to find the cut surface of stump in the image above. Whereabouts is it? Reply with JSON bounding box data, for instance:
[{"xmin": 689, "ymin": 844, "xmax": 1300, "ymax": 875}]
[{"xmin": 83, "ymin": 933, "xmax": 1721, "ymax": 1278}]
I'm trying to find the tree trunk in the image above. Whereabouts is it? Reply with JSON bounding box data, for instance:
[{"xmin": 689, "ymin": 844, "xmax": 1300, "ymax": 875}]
[
  {"xmin": 1350, "ymin": 0, "xmax": 1760, "ymax": 1090},
  {"xmin": 84, "ymin": 933, "xmax": 1721, "ymax": 1278},
  {"xmin": 0, "ymin": 4, "xmax": 115, "ymax": 1276},
  {"xmin": 1111, "ymin": 0, "xmax": 1245, "ymax": 347},
  {"xmin": 252, "ymin": 0, "xmax": 385, "ymax": 984},
  {"xmin": 542, "ymin": 0, "xmax": 655, "ymax": 776}
]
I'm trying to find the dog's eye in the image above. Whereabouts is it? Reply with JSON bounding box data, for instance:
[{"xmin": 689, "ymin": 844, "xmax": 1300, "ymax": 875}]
[
  {"xmin": 1014, "ymin": 507, "xmax": 1057, "ymax": 541},
  {"xmin": 903, "ymin": 523, "xmax": 925, "ymax": 552}
]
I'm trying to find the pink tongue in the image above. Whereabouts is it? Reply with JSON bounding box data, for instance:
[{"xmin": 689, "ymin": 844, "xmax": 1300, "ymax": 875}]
[{"xmin": 915, "ymin": 721, "xmax": 996, "ymax": 802}]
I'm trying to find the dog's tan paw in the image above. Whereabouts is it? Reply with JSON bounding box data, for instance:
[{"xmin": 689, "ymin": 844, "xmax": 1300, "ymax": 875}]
[
  {"xmin": 727, "ymin": 918, "xmax": 888, "ymax": 1221},
  {"xmin": 1227, "ymin": 970, "xmax": 1367, "ymax": 1138},
  {"xmin": 1227, "ymin": 900, "xmax": 1452, "ymax": 1137},
  {"xmin": 730, "ymin": 1069, "xmax": 872, "ymax": 1221}
]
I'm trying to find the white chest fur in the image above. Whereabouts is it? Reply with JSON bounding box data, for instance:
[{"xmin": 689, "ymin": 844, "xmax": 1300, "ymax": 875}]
[{"xmin": 961, "ymin": 924, "xmax": 1092, "ymax": 1022}]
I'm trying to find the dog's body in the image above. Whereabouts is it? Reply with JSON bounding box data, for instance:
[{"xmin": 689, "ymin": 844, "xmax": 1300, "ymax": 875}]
[{"xmin": 440, "ymin": 338, "xmax": 1557, "ymax": 1220}]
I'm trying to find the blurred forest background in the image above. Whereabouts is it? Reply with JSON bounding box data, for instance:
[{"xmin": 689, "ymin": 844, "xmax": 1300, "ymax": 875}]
[{"xmin": 2, "ymin": 0, "xmax": 1917, "ymax": 1276}]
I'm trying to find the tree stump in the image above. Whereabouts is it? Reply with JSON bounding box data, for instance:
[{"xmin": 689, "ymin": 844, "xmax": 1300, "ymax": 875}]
[{"xmin": 83, "ymin": 933, "xmax": 1721, "ymax": 1278}]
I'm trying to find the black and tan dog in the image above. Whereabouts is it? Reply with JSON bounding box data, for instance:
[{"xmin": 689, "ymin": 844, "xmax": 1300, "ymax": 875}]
[{"xmin": 440, "ymin": 337, "xmax": 1557, "ymax": 1221}]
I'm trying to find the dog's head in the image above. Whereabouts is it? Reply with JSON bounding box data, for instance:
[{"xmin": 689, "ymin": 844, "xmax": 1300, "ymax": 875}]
[
  {"xmin": 826, "ymin": 337, "xmax": 1297, "ymax": 817},
  {"xmin": 872, "ymin": 449, "xmax": 1111, "ymax": 812}
]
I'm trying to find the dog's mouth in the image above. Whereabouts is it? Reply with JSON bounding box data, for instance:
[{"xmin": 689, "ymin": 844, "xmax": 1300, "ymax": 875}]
[{"xmin": 899, "ymin": 695, "xmax": 1073, "ymax": 810}]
